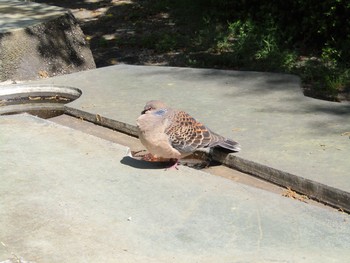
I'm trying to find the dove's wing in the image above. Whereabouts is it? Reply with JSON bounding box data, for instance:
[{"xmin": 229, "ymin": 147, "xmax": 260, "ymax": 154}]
[{"xmin": 164, "ymin": 110, "xmax": 240, "ymax": 154}]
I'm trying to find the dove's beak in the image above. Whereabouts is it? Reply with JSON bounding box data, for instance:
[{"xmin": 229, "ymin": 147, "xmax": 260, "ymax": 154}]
[{"xmin": 141, "ymin": 107, "xmax": 151, "ymax": 115}]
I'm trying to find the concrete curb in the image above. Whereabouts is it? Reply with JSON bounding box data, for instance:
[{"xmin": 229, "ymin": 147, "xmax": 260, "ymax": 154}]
[{"xmin": 215, "ymin": 152, "xmax": 350, "ymax": 212}]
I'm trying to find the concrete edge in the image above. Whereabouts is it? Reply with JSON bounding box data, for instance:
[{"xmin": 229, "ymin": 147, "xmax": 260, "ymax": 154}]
[
  {"xmin": 213, "ymin": 151, "xmax": 350, "ymax": 213},
  {"xmin": 65, "ymin": 106, "xmax": 350, "ymax": 213},
  {"xmin": 0, "ymin": 84, "xmax": 82, "ymax": 99},
  {"xmin": 65, "ymin": 106, "xmax": 138, "ymax": 135}
]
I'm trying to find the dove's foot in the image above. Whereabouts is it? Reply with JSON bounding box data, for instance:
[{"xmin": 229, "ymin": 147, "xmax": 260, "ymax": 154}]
[
  {"xmin": 166, "ymin": 158, "xmax": 179, "ymax": 170},
  {"xmin": 137, "ymin": 152, "xmax": 163, "ymax": 162},
  {"xmin": 131, "ymin": 150, "xmax": 147, "ymax": 157}
]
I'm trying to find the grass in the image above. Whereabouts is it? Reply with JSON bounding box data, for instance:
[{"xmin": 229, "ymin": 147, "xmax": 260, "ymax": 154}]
[{"xmin": 195, "ymin": 18, "xmax": 350, "ymax": 101}]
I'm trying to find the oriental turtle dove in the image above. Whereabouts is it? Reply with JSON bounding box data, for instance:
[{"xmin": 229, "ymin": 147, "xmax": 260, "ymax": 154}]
[{"xmin": 136, "ymin": 100, "xmax": 240, "ymax": 167}]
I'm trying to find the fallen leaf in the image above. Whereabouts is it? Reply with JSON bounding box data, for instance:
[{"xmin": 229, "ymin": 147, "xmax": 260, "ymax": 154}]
[
  {"xmin": 282, "ymin": 187, "xmax": 309, "ymax": 203},
  {"xmin": 29, "ymin": 96, "xmax": 42, "ymax": 101},
  {"xmin": 45, "ymin": 95, "xmax": 68, "ymax": 101},
  {"xmin": 38, "ymin": 70, "xmax": 49, "ymax": 78}
]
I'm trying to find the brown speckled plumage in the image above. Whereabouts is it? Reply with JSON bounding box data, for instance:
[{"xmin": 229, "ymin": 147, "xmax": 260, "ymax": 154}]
[{"xmin": 136, "ymin": 100, "xmax": 240, "ymax": 161}]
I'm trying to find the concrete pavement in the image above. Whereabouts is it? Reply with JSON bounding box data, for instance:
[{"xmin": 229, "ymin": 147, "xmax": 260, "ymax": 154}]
[
  {"xmin": 1, "ymin": 114, "xmax": 349, "ymax": 262},
  {"xmin": 33, "ymin": 64, "xmax": 350, "ymax": 210}
]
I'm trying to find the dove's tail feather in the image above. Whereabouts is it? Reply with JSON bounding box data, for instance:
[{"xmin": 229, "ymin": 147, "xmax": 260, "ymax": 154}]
[
  {"xmin": 208, "ymin": 131, "xmax": 241, "ymax": 152},
  {"xmin": 217, "ymin": 138, "xmax": 241, "ymax": 152}
]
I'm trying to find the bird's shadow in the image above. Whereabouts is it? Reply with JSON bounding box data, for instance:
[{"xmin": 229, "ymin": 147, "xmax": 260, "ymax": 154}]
[
  {"xmin": 120, "ymin": 155, "xmax": 221, "ymax": 170},
  {"xmin": 120, "ymin": 156, "xmax": 171, "ymax": 170}
]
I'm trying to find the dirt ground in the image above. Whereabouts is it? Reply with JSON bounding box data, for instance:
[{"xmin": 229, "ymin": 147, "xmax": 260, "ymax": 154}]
[{"xmin": 35, "ymin": 0, "xmax": 200, "ymax": 68}]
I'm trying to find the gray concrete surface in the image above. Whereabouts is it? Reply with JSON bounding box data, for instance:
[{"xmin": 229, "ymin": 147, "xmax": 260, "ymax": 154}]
[
  {"xmin": 49, "ymin": 114, "xmax": 342, "ymax": 212},
  {"xmin": 48, "ymin": 114, "xmax": 294, "ymax": 192},
  {"xmin": 1, "ymin": 114, "xmax": 349, "ymax": 263},
  {"xmin": 32, "ymin": 64, "xmax": 350, "ymax": 210},
  {"xmin": 0, "ymin": 0, "xmax": 95, "ymax": 81}
]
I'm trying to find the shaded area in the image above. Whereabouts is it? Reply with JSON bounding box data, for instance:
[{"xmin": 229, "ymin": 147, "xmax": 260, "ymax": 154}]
[
  {"xmin": 120, "ymin": 156, "xmax": 171, "ymax": 170},
  {"xmin": 30, "ymin": 0, "xmax": 275, "ymax": 67},
  {"xmin": 32, "ymin": 0, "xmax": 350, "ymax": 101},
  {"xmin": 24, "ymin": 12, "xmax": 87, "ymax": 70}
]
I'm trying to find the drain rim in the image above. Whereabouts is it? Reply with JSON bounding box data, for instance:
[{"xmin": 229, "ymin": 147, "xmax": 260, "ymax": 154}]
[
  {"xmin": 0, "ymin": 84, "xmax": 82, "ymax": 101},
  {"xmin": 0, "ymin": 84, "xmax": 82, "ymax": 118}
]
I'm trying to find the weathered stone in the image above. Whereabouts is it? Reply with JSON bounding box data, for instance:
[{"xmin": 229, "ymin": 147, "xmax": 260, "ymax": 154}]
[{"xmin": 0, "ymin": 0, "xmax": 96, "ymax": 82}]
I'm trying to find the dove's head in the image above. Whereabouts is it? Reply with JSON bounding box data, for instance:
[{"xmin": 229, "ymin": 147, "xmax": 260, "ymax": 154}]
[{"xmin": 141, "ymin": 100, "xmax": 167, "ymax": 114}]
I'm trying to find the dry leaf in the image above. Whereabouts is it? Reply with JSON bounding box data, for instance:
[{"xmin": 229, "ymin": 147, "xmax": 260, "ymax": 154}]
[
  {"xmin": 38, "ymin": 70, "xmax": 49, "ymax": 78},
  {"xmin": 29, "ymin": 96, "xmax": 42, "ymax": 101},
  {"xmin": 282, "ymin": 187, "xmax": 309, "ymax": 203}
]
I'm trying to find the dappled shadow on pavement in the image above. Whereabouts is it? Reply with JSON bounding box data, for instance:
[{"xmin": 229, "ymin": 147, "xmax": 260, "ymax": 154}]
[{"xmin": 33, "ymin": 0, "xmax": 223, "ymax": 68}]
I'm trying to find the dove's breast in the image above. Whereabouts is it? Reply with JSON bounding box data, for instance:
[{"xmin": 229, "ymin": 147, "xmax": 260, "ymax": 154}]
[{"xmin": 136, "ymin": 113, "xmax": 182, "ymax": 159}]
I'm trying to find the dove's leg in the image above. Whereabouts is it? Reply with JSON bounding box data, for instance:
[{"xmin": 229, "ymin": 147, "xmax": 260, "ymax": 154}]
[
  {"xmin": 131, "ymin": 150, "xmax": 147, "ymax": 157},
  {"xmin": 141, "ymin": 153, "xmax": 159, "ymax": 162}
]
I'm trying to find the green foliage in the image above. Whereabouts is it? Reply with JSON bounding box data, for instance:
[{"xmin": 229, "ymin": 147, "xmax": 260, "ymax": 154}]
[
  {"xmin": 164, "ymin": 0, "xmax": 350, "ymax": 100},
  {"xmin": 155, "ymin": 33, "xmax": 178, "ymax": 52}
]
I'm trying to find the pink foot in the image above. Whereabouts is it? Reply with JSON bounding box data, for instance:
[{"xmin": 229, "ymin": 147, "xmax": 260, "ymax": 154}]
[{"xmin": 166, "ymin": 159, "xmax": 179, "ymax": 170}]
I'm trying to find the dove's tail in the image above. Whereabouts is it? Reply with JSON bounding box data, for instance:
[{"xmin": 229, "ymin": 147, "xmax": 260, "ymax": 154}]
[
  {"xmin": 207, "ymin": 129, "xmax": 241, "ymax": 152},
  {"xmin": 217, "ymin": 138, "xmax": 241, "ymax": 152}
]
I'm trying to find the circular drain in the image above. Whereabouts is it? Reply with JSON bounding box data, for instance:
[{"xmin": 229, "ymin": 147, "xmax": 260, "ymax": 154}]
[{"xmin": 0, "ymin": 84, "xmax": 82, "ymax": 118}]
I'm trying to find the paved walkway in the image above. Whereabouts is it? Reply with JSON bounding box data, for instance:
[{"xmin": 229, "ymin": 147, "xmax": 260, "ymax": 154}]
[
  {"xmin": 34, "ymin": 64, "xmax": 350, "ymax": 210},
  {"xmin": 1, "ymin": 114, "xmax": 349, "ymax": 262}
]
